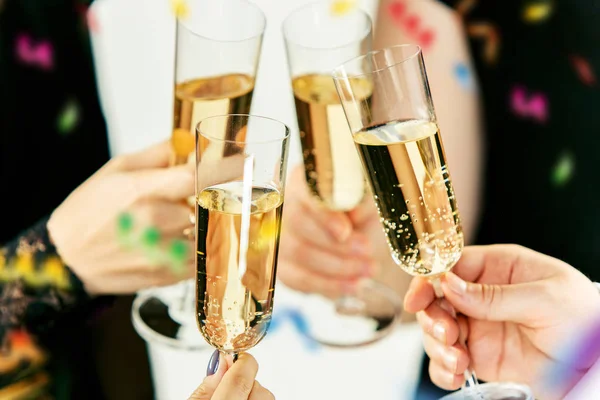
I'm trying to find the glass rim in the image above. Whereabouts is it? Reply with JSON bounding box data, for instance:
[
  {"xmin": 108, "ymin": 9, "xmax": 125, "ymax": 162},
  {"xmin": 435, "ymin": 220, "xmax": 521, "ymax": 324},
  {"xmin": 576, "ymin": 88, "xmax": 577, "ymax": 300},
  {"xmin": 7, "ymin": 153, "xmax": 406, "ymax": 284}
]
[
  {"xmin": 331, "ymin": 44, "xmax": 422, "ymax": 80},
  {"xmin": 177, "ymin": 0, "xmax": 266, "ymax": 44},
  {"xmin": 196, "ymin": 114, "xmax": 291, "ymax": 145},
  {"xmin": 281, "ymin": 1, "xmax": 372, "ymax": 52}
]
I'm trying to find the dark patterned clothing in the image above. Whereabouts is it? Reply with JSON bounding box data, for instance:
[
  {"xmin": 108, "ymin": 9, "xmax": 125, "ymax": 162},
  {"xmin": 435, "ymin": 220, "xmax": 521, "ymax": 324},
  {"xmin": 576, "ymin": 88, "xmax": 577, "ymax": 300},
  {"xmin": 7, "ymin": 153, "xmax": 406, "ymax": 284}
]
[
  {"xmin": 0, "ymin": 0, "xmax": 112, "ymax": 397},
  {"xmin": 416, "ymin": 0, "xmax": 600, "ymax": 397}
]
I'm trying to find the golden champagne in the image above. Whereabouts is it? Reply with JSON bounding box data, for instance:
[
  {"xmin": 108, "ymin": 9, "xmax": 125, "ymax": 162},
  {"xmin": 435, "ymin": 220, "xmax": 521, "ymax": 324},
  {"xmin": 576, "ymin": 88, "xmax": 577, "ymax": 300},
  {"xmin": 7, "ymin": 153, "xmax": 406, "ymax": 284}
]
[
  {"xmin": 292, "ymin": 74, "xmax": 371, "ymax": 210},
  {"xmin": 354, "ymin": 120, "xmax": 463, "ymax": 277},
  {"xmin": 196, "ymin": 182, "xmax": 283, "ymax": 353},
  {"xmin": 172, "ymin": 74, "xmax": 254, "ymax": 165}
]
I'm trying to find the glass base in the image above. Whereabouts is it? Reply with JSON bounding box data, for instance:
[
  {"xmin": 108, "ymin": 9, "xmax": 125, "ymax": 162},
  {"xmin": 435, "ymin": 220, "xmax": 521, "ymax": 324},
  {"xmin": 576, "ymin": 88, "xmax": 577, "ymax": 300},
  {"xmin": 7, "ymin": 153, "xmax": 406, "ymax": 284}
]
[
  {"xmin": 301, "ymin": 280, "xmax": 402, "ymax": 348},
  {"xmin": 439, "ymin": 382, "xmax": 534, "ymax": 400}
]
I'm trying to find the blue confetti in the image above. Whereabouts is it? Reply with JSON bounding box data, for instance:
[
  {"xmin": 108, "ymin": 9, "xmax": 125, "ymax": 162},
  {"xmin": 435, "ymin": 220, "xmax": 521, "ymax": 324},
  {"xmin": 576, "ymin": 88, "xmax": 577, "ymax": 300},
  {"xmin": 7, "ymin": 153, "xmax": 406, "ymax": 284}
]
[
  {"xmin": 269, "ymin": 307, "xmax": 320, "ymax": 352},
  {"xmin": 454, "ymin": 62, "xmax": 474, "ymax": 90}
]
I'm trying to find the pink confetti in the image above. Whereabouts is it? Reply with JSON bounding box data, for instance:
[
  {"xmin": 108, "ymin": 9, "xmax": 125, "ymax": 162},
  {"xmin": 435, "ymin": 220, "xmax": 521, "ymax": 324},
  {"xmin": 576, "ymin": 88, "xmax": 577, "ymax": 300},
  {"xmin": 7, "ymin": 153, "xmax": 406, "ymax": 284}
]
[
  {"xmin": 570, "ymin": 55, "xmax": 596, "ymax": 87},
  {"xmin": 510, "ymin": 85, "xmax": 549, "ymax": 124},
  {"xmin": 387, "ymin": 0, "xmax": 436, "ymax": 50},
  {"xmin": 15, "ymin": 34, "xmax": 54, "ymax": 71}
]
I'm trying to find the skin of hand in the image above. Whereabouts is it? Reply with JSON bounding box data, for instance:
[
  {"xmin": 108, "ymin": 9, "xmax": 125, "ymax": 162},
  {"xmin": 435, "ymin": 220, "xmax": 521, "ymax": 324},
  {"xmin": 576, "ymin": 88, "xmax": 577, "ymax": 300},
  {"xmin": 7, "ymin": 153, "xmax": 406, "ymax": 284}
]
[
  {"xmin": 405, "ymin": 245, "xmax": 600, "ymax": 399},
  {"xmin": 47, "ymin": 141, "xmax": 195, "ymax": 295},
  {"xmin": 188, "ymin": 353, "xmax": 274, "ymax": 400},
  {"xmin": 278, "ymin": 165, "xmax": 389, "ymax": 299}
]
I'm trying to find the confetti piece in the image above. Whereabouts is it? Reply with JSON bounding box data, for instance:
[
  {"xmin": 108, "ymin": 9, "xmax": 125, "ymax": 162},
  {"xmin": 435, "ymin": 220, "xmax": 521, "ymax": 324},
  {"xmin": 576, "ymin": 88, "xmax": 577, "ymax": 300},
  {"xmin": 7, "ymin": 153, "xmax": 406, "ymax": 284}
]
[
  {"xmin": 510, "ymin": 85, "xmax": 549, "ymax": 124},
  {"xmin": 551, "ymin": 151, "xmax": 574, "ymax": 187},
  {"xmin": 454, "ymin": 62, "xmax": 474, "ymax": 90},
  {"xmin": 523, "ymin": 1, "xmax": 554, "ymax": 24},
  {"xmin": 172, "ymin": 128, "xmax": 195, "ymax": 158},
  {"xmin": 87, "ymin": 8, "xmax": 100, "ymax": 33},
  {"xmin": 570, "ymin": 55, "xmax": 597, "ymax": 87},
  {"xmin": 331, "ymin": 0, "xmax": 357, "ymax": 16},
  {"xmin": 57, "ymin": 99, "xmax": 80, "ymax": 135},
  {"xmin": 142, "ymin": 227, "xmax": 161, "ymax": 247},
  {"xmin": 118, "ymin": 213, "xmax": 134, "ymax": 234},
  {"xmin": 171, "ymin": 0, "xmax": 189, "ymax": 19},
  {"xmin": 15, "ymin": 34, "xmax": 54, "ymax": 71},
  {"xmin": 387, "ymin": 1, "xmax": 436, "ymax": 50},
  {"xmin": 467, "ymin": 23, "xmax": 500, "ymax": 65},
  {"xmin": 169, "ymin": 239, "xmax": 188, "ymax": 262}
]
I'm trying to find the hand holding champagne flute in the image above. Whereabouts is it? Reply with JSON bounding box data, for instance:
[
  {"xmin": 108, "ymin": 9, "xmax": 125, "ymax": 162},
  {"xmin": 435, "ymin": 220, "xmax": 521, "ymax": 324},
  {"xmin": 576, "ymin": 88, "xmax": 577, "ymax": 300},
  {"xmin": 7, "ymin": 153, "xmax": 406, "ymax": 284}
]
[
  {"xmin": 282, "ymin": 1, "xmax": 402, "ymax": 348},
  {"xmin": 332, "ymin": 45, "xmax": 534, "ymax": 399},
  {"xmin": 195, "ymin": 115, "xmax": 290, "ymax": 358}
]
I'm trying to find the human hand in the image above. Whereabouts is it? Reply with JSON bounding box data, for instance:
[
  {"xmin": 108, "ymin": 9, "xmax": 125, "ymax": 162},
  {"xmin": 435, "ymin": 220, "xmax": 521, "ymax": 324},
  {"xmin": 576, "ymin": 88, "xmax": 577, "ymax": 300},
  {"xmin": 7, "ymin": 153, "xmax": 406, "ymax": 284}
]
[
  {"xmin": 405, "ymin": 245, "xmax": 600, "ymax": 399},
  {"xmin": 278, "ymin": 165, "xmax": 386, "ymax": 299},
  {"xmin": 188, "ymin": 352, "xmax": 274, "ymax": 400},
  {"xmin": 47, "ymin": 141, "xmax": 195, "ymax": 295}
]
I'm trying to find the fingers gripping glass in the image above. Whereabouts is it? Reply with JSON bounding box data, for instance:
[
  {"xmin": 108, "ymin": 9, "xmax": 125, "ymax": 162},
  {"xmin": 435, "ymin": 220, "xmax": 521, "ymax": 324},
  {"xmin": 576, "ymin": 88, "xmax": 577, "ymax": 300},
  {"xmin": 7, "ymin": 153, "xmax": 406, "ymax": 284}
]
[
  {"xmin": 282, "ymin": 1, "xmax": 403, "ymax": 348},
  {"xmin": 195, "ymin": 114, "xmax": 290, "ymax": 359},
  {"xmin": 332, "ymin": 45, "xmax": 534, "ymax": 400}
]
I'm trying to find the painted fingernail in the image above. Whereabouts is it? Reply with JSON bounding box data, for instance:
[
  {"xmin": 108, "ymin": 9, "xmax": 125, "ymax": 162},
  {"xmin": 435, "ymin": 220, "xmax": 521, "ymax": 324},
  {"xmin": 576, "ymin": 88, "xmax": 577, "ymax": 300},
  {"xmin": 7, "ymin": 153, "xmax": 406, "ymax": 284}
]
[
  {"xmin": 446, "ymin": 272, "xmax": 467, "ymax": 294},
  {"xmin": 206, "ymin": 349, "xmax": 220, "ymax": 376},
  {"xmin": 443, "ymin": 349, "xmax": 458, "ymax": 373},
  {"xmin": 433, "ymin": 322, "xmax": 446, "ymax": 343}
]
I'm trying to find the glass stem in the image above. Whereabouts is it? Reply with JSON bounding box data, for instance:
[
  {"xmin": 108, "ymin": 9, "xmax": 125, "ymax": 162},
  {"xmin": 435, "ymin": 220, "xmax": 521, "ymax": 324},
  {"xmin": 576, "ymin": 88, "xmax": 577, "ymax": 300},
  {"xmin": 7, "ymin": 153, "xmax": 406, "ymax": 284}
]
[{"xmin": 430, "ymin": 277, "xmax": 483, "ymax": 400}]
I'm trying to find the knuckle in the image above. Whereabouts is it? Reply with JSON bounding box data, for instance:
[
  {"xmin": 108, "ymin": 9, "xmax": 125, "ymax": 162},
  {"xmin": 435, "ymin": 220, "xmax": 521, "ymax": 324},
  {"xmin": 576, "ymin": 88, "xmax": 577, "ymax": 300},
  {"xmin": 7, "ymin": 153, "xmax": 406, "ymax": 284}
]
[
  {"xmin": 188, "ymin": 383, "xmax": 212, "ymax": 400},
  {"xmin": 231, "ymin": 375, "xmax": 254, "ymax": 396}
]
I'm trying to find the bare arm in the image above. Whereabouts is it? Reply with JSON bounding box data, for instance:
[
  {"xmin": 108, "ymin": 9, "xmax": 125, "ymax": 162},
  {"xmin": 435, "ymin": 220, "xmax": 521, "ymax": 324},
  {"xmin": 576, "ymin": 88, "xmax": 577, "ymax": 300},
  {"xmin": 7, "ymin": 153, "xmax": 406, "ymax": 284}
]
[
  {"xmin": 371, "ymin": 0, "xmax": 483, "ymax": 320},
  {"xmin": 374, "ymin": 0, "xmax": 483, "ymax": 244}
]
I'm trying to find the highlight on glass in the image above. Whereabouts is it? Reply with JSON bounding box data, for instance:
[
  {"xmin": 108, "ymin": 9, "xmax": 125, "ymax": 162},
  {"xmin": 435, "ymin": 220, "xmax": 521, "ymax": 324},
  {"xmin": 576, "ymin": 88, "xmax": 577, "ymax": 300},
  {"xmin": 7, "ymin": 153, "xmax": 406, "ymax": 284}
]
[
  {"xmin": 332, "ymin": 45, "xmax": 534, "ymax": 400},
  {"xmin": 171, "ymin": 0, "xmax": 266, "ymax": 166},
  {"xmin": 282, "ymin": 0, "xmax": 402, "ymax": 348},
  {"xmin": 195, "ymin": 114, "xmax": 290, "ymax": 358}
]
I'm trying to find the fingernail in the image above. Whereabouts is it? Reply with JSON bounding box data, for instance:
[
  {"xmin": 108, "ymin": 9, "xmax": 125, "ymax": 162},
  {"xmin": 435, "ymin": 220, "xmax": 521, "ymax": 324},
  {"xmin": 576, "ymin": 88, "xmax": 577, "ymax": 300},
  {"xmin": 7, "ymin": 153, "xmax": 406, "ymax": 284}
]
[
  {"xmin": 446, "ymin": 272, "xmax": 467, "ymax": 295},
  {"xmin": 206, "ymin": 349, "xmax": 220, "ymax": 376},
  {"xmin": 351, "ymin": 237, "xmax": 371, "ymax": 256},
  {"xmin": 432, "ymin": 322, "xmax": 446, "ymax": 343},
  {"xmin": 443, "ymin": 349, "xmax": 458, "ymax": 373}
]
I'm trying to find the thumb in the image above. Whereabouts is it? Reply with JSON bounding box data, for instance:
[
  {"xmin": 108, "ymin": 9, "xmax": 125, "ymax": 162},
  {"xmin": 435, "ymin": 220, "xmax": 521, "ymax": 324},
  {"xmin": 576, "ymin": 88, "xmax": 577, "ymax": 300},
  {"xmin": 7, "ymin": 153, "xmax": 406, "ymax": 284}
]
[
  {"xmin": 441, "ymin": 272, "xmax": 545, "ymax": 324},
  {"xmin": 126, "ymin": 164, "xmax": 194, "ymax": 202}
]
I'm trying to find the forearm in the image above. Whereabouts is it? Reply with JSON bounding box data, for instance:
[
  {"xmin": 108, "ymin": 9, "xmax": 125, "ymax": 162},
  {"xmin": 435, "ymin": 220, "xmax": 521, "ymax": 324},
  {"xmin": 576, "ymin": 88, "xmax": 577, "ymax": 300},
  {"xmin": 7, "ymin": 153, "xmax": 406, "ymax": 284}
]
[{"xmin": 374, "ymin": 0, "xmax": 484, "ymax": 244}]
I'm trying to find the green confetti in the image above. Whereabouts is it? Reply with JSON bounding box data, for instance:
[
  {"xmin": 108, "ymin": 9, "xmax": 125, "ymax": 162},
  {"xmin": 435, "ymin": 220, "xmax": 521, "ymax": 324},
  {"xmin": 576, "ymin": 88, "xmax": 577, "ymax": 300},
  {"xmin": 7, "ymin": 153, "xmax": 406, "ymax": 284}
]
[
  {"xmin": 117, "ymin": 213, "xmax": 134, "ymax": 233},
  {"xmin": 169, "ymin": 239, "xmax": 188, "ymax": 262},
  {"xmin": 141, "ymin": 227, "xmax": 161, "ymax": 247},
  {"xmin": 551, "ymin": 152, "xmax": 575, "ymax": 187},
  {"xmin": 57, "ymin": 99, "xmax": 80, "ymax": 135}
]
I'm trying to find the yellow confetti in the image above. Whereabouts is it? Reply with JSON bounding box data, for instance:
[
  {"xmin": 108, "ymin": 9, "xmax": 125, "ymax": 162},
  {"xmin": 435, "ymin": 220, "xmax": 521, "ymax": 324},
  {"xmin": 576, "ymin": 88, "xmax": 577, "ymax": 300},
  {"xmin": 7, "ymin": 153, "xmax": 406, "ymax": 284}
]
[
  {"xmin": 171, "ymin": 0, "xmax": 189, "ymax": 19},
  {"xmin": 331, "ymin": 0, "xmax": 357, "ymax": 16},
  {"xmin": 523, "ymin": 2, "xmax": 553, "ymax": 23}
]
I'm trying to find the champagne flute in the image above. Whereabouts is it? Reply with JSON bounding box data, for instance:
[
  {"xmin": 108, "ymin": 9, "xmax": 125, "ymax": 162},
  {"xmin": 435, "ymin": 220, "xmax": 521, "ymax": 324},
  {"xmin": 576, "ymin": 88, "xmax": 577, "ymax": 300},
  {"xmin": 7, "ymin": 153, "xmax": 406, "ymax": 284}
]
[
  {"xmin": 282, "ymin": 1, "xmax": 403, "ymax": 348},
  {"xmin": 195, "ymin": 114, "xmax": 290, "ymax": 359},
  {"xmin": 171, "ymin": 0, "xmax": 265, "ymax": 167},
  {"xmin": 332, "ymin": 45, "xmax": 534, "ymax": 399},
  {"xmin": 170, "ymin": 0, "xmax": 265, "ymax": 317}
]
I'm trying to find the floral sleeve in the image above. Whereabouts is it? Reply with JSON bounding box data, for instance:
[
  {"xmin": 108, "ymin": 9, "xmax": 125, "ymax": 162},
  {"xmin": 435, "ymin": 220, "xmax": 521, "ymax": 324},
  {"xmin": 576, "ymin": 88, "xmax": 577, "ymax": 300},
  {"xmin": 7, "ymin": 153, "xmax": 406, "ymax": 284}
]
[{"xmin": 0, "ymin": 216, "xmax": 91, "ymax": 344}]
